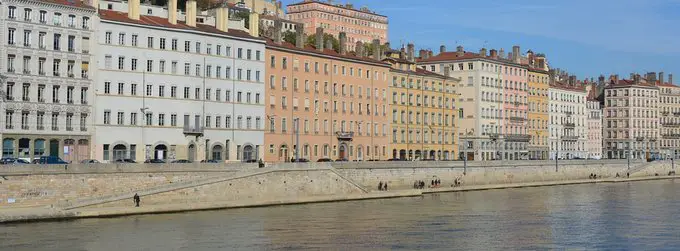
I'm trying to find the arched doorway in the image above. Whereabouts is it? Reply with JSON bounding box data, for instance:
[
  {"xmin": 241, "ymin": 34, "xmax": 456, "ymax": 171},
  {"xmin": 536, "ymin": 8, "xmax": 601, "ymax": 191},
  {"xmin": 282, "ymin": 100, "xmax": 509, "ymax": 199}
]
[
  {"xmin": 392, "ymin": 149, "xmax": 398, "ymax": 159},
  {"xmin": 63, "ymin": 139, "xmax": 75, "ymax": 163},
  {"xmin": 415, "ymin": 150, "xmax": 422, "ymax": 160},
  {"xmin": 188, "ymin": 144, "xmax": 196, "ymax": 162},
  {"xmin": 49, "ymin": 139, "xmax": 59, "ymax": 157},
  {"xmin": 338, "ymin": 143, "xmax": 348, "ymax": 160},
  {"xmin": 280, "ymin": 145, "xmax": 288, "ymax": 161},
  {"xmin": 243, "ymin": 145, "xmax": 254, "ymax": 162},
  {"xmin": 399, "ymin": 149, "xmax": 406, "ymax": 160},
  {"xmin": 18, "ymin": 138, "xmax": 30, "ymax": 158},
  {"xmin": 429, "ymin": 150, "xmax": 435, "ymax": 160},
  {"xmin": 113, "ymin": 144, "xmax": 127, "ymax": 161},
  {"xmin": 154, "ymin": 144, "xmax": 168, "ymax": 160},
  {"xmin": 2, "ymin": 138, "xmax": 15, "ymax": 157},
  {"xmin": 212, "ymin": 145, "xmax": 223, "ymax": 160}
]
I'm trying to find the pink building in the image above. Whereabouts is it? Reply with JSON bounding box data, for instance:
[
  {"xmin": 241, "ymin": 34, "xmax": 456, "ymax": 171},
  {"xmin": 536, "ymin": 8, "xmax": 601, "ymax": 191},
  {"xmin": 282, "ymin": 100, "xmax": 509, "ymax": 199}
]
[
  {"xmin": 264, "ymin": 29, "xmax": 390, "ymax": 162},
  {"xmin": 286, "ymin": 0, "xmax": 388, "ymax": 51},
  {"xmin": 502, "ymin": 46, "xmax": 530, "ymax": 160}
]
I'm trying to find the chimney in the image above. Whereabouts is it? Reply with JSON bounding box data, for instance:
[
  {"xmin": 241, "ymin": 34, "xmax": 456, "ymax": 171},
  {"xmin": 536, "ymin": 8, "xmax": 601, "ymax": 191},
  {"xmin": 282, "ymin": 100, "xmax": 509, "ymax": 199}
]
[
  {"xmin": 428, "ymin": 50, "xmax": 433, "ymax": 58},
  {"xmin": 248, "ymin": 0, "xmax": 260, "ymax": 37},
  {"xmin": 272, "ymin": 19, "xmax": 282, "ymax": 44},
  {"xmin": 185, "ymin": 0, "xmax": 197, "ymax": 27},
  {"xmin": 659, "ymin": 72, "xmax": 665, "ymax": 85},
  {"xmin": 508, "ymin": 52, "xmax": 513, "ymax": 61},
  {"xmin": 490, "ymin": 49, "xmax": 498, "ymax": 58},
  {"xmin": 215, "ymin": 4, "xmax": 230, "ymax": 32},
  {"xmin": 569, "ymin": 75, "xmax": 576, "ymax": 85},
  {"xmin": 325, "ymin": 39, "xmax": 333, "ymax": 52},
  {"xmin": 356, "ymin": 41, "xmax": 364, "ymax": 57},
  {"xmin": 455, "ymin": 45, "xmax": 464, "ymax": 57},
  {"xmin": 670, "ymin": 74, "xmax": 674, "ymax": 84},
  {"xmin": 295, "ymin": 24, "xmax": 304, "ymax": 48},
  {"xmin": 479, "ymin": 48, "xmax": 487, "ymax": 58},
  {"xmin": 407, "ymin": 43, "xmax": 415, "ymax": 61},
  {"xmin": 440, "ymin": 45, "xmax": 446, "ymax": 54},
  {"xmin": 612, "ymin": 75, "xmax": 619, "ymax": 85},
  {"xmin": 372, "ymin": 39, "xmax": 380, "ymax": 60},
  {"xmin": 512, "ymin": 45, "xmax": 520, "ymax": 63},
  {"xmin": 499, "ymin": 48, "xmax": 505, "ymax": 58},
  {"xmin": 634, "ymin": 74, "xmax": 641, "ymax": 84},
  {"xmin": 315, "ymin": 27, "xmax": 324, "ymax": 51},
  {"xmin": 128, "ymin": 0, "xmax": 140, "ymax": 20},
  {"xmin": 168, "ymin": 0, "xmax": 177, "ymax": 25},
  {"xmin": 339, "ymin": 32, "xmax": 347, "ymax": 55}
]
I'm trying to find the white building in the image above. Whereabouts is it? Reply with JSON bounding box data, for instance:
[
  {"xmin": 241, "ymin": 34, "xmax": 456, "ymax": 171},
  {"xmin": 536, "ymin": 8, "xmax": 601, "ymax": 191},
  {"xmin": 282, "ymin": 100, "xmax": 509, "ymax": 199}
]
[
  {"xmin": 549, "ymin": 82, "xmax": 587, "ymax": 159},
  {"xmin": 94, "ymin": 0, "xmax": 265, "ymax": 162},
  {"xmin": 0, "ymin": 0, "xmax": 97, "ymax": 162},
  {"xmin": 586, "ymin": 84, "xmax": 602, "ymax": 159}
]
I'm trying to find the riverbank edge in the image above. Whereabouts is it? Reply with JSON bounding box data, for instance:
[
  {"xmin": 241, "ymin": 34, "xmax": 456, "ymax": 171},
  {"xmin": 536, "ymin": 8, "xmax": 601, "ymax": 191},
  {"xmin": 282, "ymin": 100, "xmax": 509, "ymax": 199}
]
[{"xmin": 1, "ymin": 175, "xmax": 677, "ymax": 224}]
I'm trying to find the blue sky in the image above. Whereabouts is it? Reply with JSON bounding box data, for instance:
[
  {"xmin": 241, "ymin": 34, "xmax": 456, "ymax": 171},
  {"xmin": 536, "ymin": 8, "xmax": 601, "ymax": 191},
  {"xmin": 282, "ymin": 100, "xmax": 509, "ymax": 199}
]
[{"xmin": 281, "ymin": 0, "xmax": 680, "ymax": 81}]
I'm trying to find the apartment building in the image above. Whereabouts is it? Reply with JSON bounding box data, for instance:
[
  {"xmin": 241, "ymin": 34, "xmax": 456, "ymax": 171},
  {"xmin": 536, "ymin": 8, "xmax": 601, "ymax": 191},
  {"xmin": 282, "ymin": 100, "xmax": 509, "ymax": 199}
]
[
  {"xmin": 603, "ymin": 75, "xmax": 660, "ymax": 160},
  {"xmin": 286, "ymin": 0, "xmax": 388, "ymax": 51},
  {"xmin": 586, "ymin": 84, "xmax": 603, "ymax": 159},
  {"xmin": 418, "ymin": 45, "xmax": 530, "ymax": 161},
  {"xmin": 548, "ymin": 80, "xmax": 587, "ymax": 160},
  {"xmin": 264, "ymin": 27, "xmax": 390, "ymax": 162},
  {"xmin": 385, "ymin": 44, "xmax": 459, "ymax": 160},
  {"xmin": 94, "ymin": 0, "xmax": 265, "ymax": 162},
  {"xmin": 527, "ymin": 53, "xmax": 550, "ymax": 160},
  {"xmin": 656, "ymin": 73, "xmax": 678, "ymax": 158},
  {"xmin": 0, "ymin": 0, "xmax": 97, "ymax": 162}
]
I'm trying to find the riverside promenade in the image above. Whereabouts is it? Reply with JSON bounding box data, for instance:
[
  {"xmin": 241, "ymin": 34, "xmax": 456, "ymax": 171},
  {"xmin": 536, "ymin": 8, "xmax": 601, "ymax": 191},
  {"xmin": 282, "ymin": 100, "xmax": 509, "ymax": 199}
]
[{"xmin": 1, "ymin": 160, "xmax": 677, "ymax": 223}]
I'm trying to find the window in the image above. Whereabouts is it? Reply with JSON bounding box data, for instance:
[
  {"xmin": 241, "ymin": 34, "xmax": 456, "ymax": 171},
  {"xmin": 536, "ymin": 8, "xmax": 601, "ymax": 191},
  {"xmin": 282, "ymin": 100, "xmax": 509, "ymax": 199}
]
[
  {"xmin": 147, "ymin": 36, "xmax": 154, "ymax": 48},
  {"xmin": 67, "ymin": 15, "xmax": 75, "ymax": 27},
  {"xmin": 104, "ymin": 111, "xmax": 111, "ymax": 124},
  {"xmin": 7, "ymin": 6, "xmax": 15, "ymax": 19},
  {"xmin": 106, "ymin": 32, "xmax": 112, "ymax": 44},
  {"xmin": 53, "ymin": 34, "xmax": 61, "ymax": 50},
  {"xmin": 146, "ymin": 60, "xmax": 153, "ymax": 72},
  {"xmin": 171, "ymin": 114, "xmax": 177, "ymax": 126},
  {"xmin": 159, "ymin": 60, "xmax": 165, "ymax": 73},
  {"xmin": 237, "ymin": 48, "xmax": 243, "ymax": 58},
  {"xmin": 146, "ymin": 84, "xmax": 152, "ymax": 96},
  {"xmin": 118, "ymin": 33, "xmax": 126, "ymax": 45},
  {"xmin": 131, "ymin": 84, "xmax": 137, "ymax": 96},
  {"xmin": 195, "ymin": 42, "xmax": 201, "ymax": 53},
  {"xmin": 67, "ymin": 35, "xmax": 75, "ymax": 52},
  {"xmin": 53, "ymin": 12, "xmax": 61, "ymax": 26},
  {"xmin": 160, "ymin": 38, "xmax": 166, "ymax": 49},
  {"xmin": 38, "ymin": 32, "xmax": 46, "ymax": 49},
  {"xmin": 131, "ymin": 58, "xmax": 138, "ymax": 71},
  {"xmin": 131, "ymin": 34, "xmax": 138, "ymax": 46},
  {"xmin": 39, "ymin": 10, "xmax": 46, "ymax": 23},
  {"xmin": 171, "ymin": 38, "xmax": 177, "ymax": 50},
  {"xmin": 158, "ymin": 85, "xmax": 165, "ymax": 97},
  {"xmin": 184, "ymin": 41, "xmax": 190, "ymax": 52},
  {"xmin": 117, "ymin": 112, "xmax": 124, "ymax": 125},
  {"xmin": 130, "ymin": 112, "xmax": 137, "ymax": 125},
  {"xmin": 171, "ymin": 86, "xmax": 177, "ymax": 98},
  {"xmin": 52, "ymin": 85, "xmax": 60, "ymax": 103}
]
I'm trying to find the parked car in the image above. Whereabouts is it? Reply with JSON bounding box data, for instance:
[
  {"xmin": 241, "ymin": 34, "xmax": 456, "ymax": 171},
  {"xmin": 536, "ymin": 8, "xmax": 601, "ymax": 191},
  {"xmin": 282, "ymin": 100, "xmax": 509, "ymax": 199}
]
[
  {"xmin": 35, "ymin": 156, "xmax": 68, "ymax": 164},
  {"xmin": 317, "ymin": 158, "xmax": 333, "ymax": 162},
  {"xmin": 335, "ymin": 158, "xmax": 348, "ymax": 162},
  {"xmin": 244, "ymin": 159, "xmax": 258, "ymax": 163},
  {"xmin": 114, "ymin": 159, "xmax": 137, "ymax": 164},
  {"xmin": 0, "ymin": 158, "xmax": 30, "ymax": 165},
  {"xmin": 291, "ymin": 158, "xmax": 310, "ymax": 163},
  {"xmin": 144, "ymin": 159, "xmax": 166, "ymax": 164},
  {"xmin": 171, "ymin": 159, "xmax": 192, "ymax": 163},
  {"xmin": 200, "ymin": 159, "xmax": 220, "ymax": 163},
  {"xmin": 80, "ymin": 159, "xmax": 100, "ymax": 164}
]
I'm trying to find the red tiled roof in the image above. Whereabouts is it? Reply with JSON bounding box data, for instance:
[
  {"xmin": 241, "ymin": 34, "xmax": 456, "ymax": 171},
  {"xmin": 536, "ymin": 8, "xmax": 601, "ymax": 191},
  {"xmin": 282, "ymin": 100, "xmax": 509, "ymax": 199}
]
[
  {"xmin": 608, "ymin": 79, "xmax": 658, "ymax": 88},
  {"xmin": 43, "ymin": 0, "xmax": 96, "ymax": 10},
  {"xmin": 415, "ymin": 67, "xmax": 450, "ymax": 79},
  {"xmin": 99, "ymin": 9, "xmax": 262, "ymax": 40},
  {"xmin": 656, "ymin": 82, "xmax": 679, "ymax": 88},
  {"xmin": 382, "ymin": 56, "xmax": 412, "ymax": 64},
  {"xmin": 265, "ymin": 39, "xmax": 389, "ymax": 66}
]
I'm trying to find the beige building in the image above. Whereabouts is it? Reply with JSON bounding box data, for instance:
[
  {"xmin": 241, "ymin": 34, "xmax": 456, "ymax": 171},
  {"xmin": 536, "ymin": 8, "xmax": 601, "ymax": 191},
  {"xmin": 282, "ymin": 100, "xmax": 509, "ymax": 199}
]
[
  {"xmin": 586, "ymin": 84, "xmax": 603, "ymax": 159},
  {"xmin": 603, "ymin": 75, "xmax": 660, "ymax": 160},
  {"xmin": 657, "ymin": 73, "xmax": 679, "ymax": 158}
]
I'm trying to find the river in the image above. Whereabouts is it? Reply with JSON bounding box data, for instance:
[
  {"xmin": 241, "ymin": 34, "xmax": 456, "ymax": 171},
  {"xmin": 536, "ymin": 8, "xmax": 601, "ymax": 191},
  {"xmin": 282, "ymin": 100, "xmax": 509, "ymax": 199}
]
[{"xmin": 1, "ymin": 180, "xmax": 679, "ymax": 250}]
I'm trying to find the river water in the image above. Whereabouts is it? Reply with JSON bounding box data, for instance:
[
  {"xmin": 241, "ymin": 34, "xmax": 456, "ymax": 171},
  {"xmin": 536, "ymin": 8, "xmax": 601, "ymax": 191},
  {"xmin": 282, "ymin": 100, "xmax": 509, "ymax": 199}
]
[{"xmin": 2, "ymin": 180, "xmax": 679, "ymax": 251}]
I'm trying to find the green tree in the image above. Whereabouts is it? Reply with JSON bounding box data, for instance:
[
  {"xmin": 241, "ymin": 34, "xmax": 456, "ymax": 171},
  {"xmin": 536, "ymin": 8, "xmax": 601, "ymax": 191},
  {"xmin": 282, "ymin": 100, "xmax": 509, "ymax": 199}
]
[
  {"xmin": 306, "ymin": 33, "xmax": 339, "ymax": 51},
  {"xmin": 282, "ymin": 30, "xmax": 297, "ymax": 45}
]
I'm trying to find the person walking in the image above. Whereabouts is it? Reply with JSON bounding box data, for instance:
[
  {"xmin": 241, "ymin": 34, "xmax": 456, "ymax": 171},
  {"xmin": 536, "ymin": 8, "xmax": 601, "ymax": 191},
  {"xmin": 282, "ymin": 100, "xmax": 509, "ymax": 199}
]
[
  {"xmin": 378, "ymin": 181, "xmax": 383, "ymax": 191},
  {"xmin": 133, "ymin": 193, "xmax": 140, "ymax": 207}
]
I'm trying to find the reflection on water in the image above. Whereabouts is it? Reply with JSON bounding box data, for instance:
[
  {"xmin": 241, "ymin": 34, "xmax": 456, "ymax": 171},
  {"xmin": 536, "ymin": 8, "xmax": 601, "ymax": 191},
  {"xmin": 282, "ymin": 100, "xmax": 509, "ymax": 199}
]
[{"xmin": 2, "ymin": 180, "xmax": 679, "ymax": 250}]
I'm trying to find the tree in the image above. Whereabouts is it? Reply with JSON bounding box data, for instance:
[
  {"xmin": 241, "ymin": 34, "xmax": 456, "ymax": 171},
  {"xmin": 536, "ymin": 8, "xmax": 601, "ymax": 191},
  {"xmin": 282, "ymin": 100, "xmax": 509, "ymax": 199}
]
[
  {"xmin": 306, "ymin": 33, "xmax": 339, "ymax": 51},
  {"xmin": 282, "ymin": 30, "xmax": 297, "ymax": 45}
]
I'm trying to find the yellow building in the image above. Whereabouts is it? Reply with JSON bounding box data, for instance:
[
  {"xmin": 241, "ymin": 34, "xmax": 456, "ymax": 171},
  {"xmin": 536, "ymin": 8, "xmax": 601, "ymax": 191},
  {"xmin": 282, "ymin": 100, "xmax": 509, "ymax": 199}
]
[
  {"xmin": 383, "ymin": 48, "xmax": 460, "ymax": 160},
  {"xmin": 527, "ymin": 52, "xmax": 550, "ymax": 159}
]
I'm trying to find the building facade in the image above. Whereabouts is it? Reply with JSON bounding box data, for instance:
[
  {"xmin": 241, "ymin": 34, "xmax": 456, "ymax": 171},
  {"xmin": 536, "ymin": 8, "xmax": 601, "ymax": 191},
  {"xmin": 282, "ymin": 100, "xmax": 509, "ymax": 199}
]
[
  {"xmin": 286, "ymin": 0, "xmax": 388, "ymax": 51},
  {"xmin": 603, "ymin": 77, "xmax": 659, "ymax": 160},
  {"xmin": 264, "ymin": 30, "xmax": 390, "ymax": 162},
  {"xmin": 418, "ymin": 46, "xmax": 530, "ymax": 161},
  {"xmin": 586, "ymin": 84, "xmax": 602, "ymax": 159},
  {"xmin": 1, "ymin": 0, "xmax": 97, "ymax": 162},
  {"xmin": 94, "ymin": 0, "xmax": 265, "ymax": 162},
  {"xmin": 659, "ymin": 75, "xmax": 680, "ymax": 159},
  {"xmin": 548, "ymin": 83, "xmax": 587, "ymax": 159},
  {"xmin": 384, "ymin": 47, "xmax": 459, "ymax": 161},
  {"xmin": 526, "ymin": 52, "xmax": 550, "ymax": 160}
]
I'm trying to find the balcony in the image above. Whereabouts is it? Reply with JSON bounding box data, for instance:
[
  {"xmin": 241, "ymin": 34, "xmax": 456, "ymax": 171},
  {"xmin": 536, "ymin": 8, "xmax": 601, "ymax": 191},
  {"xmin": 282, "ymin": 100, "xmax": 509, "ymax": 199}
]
[
  {"xmin": 488, "ymin": 133, "xmax": 500, "ymax": 140},
  {"xmin": 336, "ymin": 131, "xmax": 355, "ymax": 141},
  {"xmin": 80, "ymin": 127, "xmax": 87, "ymax": 131},
  {"xmin": 513, "ymin": 101, "xmax": 521, "ymax": 106},
  {"xmin": 23, "ymin": 69, "xmax": 31, "ymax": 74},
  {"xmin": 7, "ymin": 68, "xmax": 15, "ymax": 73},
  {"xmin": 662, "ymin": 134, "xmax": 680, "ymax": 139},
  {"xmin": 675, "ymin": 112, "xmax": 680, "ymax": 117},
  {"xmin": 66, "ymin": 126, "xmax": 73, "ymax": 131},
  {"xmin": 37, "ymin": 125, "xmax": 44, "ymax": 131},
  {"xmin": 183, "ymin": 126, "xmax": 204, "ymax": 136},
  {"xmin": 565, "ymin": 111, "xmax": 573, "ymax": 117},
  {"xmin": 662, "ymin": 123, "xmax": 680, "ymax": 128},
  {"xmin": 509, "ymin": 117, "xmax": 525, "ymax": 123},
  {"xmin": 563, "ymin": 122, "xmax": 575, "ymax": 128},
  {"xmin": 505, "ymin": 134, "xmax": 532, "ymax": 142},
  {"xmin": 38, "ymin": 71, "xmax": 45, "ymax": 76},
  {"xmin": 662, "ymin": 111, "xmax": 670, "ymax": 116},
  {"xmin": 21, "ymin": 125, "xmax": 29, "ymax": 130},
  {"xmin": 561, "ymin": 136, "xmax": 579, "ymax": 141}
]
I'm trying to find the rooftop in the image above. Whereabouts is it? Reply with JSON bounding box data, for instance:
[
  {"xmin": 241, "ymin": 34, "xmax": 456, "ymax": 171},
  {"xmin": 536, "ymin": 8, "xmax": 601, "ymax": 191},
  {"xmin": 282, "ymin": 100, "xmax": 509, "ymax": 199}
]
[
  {"xmin": 287, "ymin": 0, "xmax": 387, "ymax": 18},
  {"xmin": 417, "ymin": 50, "xmax": 526, "ymax": 67},
  {"xmin": 42, "ymin": 0, "xmax": 96, "ymax": 10},
  {"xmin": 99, "ymin": 9, "xmax": 261, "ymax": 41},
  {"xmin": 265, "ymin": 39, "xmax": 389, "ymax": 67}
]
